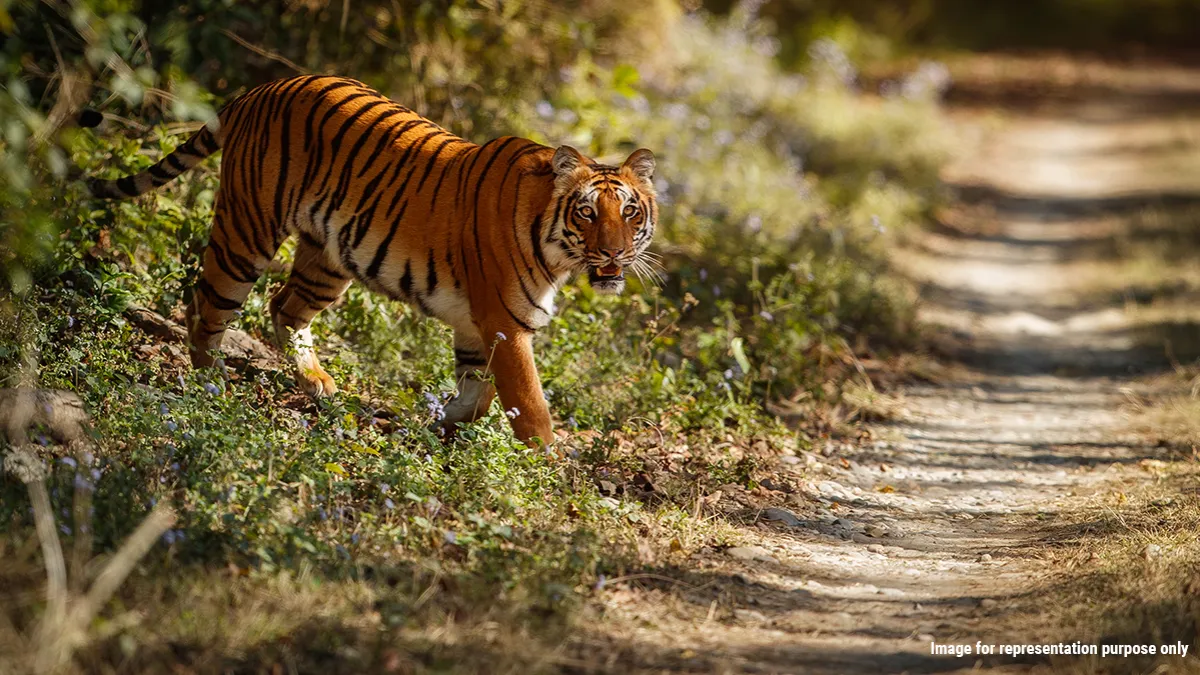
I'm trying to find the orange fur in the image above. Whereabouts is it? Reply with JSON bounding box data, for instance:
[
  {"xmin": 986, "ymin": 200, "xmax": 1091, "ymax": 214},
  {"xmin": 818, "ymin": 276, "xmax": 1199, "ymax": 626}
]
[{"xmin": 87, "ymin": 75, "xmax": 658, "ymax": 446}]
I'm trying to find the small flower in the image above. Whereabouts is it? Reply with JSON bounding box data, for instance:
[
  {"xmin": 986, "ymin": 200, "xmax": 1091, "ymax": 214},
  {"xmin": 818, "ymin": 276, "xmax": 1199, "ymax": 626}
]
[
  {"xmin": 379, "ymin": 483, "xmax": 391, "ymax": 494},
  {"xmin": 424, "ymin": 392, "xmax": 445, "ymax": 422},
  {"xmin": 166, "ymin": 421, "xmax": 178, "ymax": 432},
  {"xmin": 60, "ymin": 524, "xmax": 72, "ymax": 536},
  {"xmin": 494, "ymin": 331, "xmax": 507, "ymax": 342},
  {"xmin": 505, "ymin": 407, "xmax": 521, "ymax": 419},
  {"xmin": 723, "ymin": 369, "xmax": 734, "ymax": 380},
  {"xmin": 60, "ymin": 457, "xmax": 77, "ymax": 469},
  {"xmin": 319, "ymin": 508, "xmax": 328, "ymax": 521},
  {"xmin": 90, "ymin": 468, "xmax": 101, "ymax": 481},
  {"xmin": 594, "ymin": 574, "xmax": 606, "ymax": 591},
  {"xmin": 73, "ymin": 474, "xmax": 93, "ymax": 491},
  {"xmin": 699, "ymin": 268, "xmax": 708, "ymax": 281},
  {"xmin": 203, "ymin": 382, "xmax": 220, "ymax": 395},
  {"xmin": 170, "ymin": 462, "xmax": 180, "ymax": 472},
  {"xmin": 161, "ymin": 530, "xmax": 176, "ymax": 545},
  {"xmin": 66, "ymin": 316, "xmax": 75, "ymax": 329},
  {"xmin": 535, "ymin": 100, "xmax": 554, "ymax": 118},
  {"xmin": 301, "ymin": 419, "xmax": 310, "ymax": 430},
  {"xmin": 759, "ymin": 310, "xmax": 774, "ymax": 322},
  {"xmin": 159, "ymin": 403, "xmax": 169, "ymax": 416},
  {"xmin": 176, "ymin": 374, "xmax": 186, "ymax": 388},
  {"xmin": 351, "ymin": 533, "xmax": 360, "ymax": 544},
  {"xmin": 567, "ymin": 416, "xmax": 579, "ymax": 430},
  {"xmin": 443, "ymin": 530, "xmax": 457, "ymax": 545},
  {"xmin": 712, "ymin": 285, "xmax": 721, "ymax": 297},
  {"xmin": 384, "ymin": 498, "xmax": 396, "ymax": 510}
]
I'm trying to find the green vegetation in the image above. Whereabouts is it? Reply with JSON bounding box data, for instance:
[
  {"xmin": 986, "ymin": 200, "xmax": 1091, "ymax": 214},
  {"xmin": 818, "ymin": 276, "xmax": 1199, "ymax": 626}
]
[{"xmin": 1, "ymin": 1, "xmax": 950, "ymax": 671}]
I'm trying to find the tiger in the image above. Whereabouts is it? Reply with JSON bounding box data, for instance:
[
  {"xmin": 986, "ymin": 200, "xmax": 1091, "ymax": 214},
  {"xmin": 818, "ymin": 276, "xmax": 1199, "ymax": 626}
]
[{"xmin": 83, "ymin": 75, "xmax": 658, "ymax": 447}]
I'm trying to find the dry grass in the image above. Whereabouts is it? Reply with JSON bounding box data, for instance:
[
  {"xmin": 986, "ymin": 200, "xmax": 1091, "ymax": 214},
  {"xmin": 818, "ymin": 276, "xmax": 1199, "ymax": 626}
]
[{"xmin": 1033, "ymin": 469, "xmax": 1200, "ymax": 674}]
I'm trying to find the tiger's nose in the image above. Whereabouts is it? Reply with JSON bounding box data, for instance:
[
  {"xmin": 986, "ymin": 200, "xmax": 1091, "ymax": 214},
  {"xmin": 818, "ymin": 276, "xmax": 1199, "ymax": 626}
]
[{"xmin": 600, "ymin": 247, "xmax": 625, "ymax": 260}]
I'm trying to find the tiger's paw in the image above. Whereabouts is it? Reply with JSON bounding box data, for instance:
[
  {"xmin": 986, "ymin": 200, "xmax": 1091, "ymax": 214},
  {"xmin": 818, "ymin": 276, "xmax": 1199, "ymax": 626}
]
[{"xmin": 297, "ymin": 366, "xmax": 339, "ymax": 398}]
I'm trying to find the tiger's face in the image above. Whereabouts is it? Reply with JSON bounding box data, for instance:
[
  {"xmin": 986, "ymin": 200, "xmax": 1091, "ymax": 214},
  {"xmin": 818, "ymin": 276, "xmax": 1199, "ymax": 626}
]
[{"xmin": 549, "ymin": 146, "xmax": 658, "ymax": 295}]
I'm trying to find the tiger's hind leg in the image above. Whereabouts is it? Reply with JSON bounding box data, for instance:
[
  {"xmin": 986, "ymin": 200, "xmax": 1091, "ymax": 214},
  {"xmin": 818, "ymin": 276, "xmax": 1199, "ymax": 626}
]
[
  {"xmin": 269, "ymin": 234, "xmax": 352, "ymax": 397},
  {"xmin": 187, "ymin": 206, "xmax": 279, "ymax": 372},
  {"xmin": 440, "ymin": 330, "xmax": 498, "ymax": 434}
]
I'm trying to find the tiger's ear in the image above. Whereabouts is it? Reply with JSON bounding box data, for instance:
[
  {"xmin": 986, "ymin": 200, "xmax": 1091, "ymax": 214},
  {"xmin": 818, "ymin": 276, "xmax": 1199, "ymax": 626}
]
[
  {"xmin": 552, "ymin": 145, "xmax": 586, "ymax": 176},
  {"xmin": 622, "ymin": 148, "xmax": 655, "ymax": 182}
]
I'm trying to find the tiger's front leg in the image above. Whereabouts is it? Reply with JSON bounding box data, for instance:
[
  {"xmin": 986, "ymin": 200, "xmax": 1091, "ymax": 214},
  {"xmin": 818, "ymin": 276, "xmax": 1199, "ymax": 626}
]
[
  {"xmin": 473, "ymin": 327, "xmax": 553, "ymax": 448},
  {"xmin": 441, "ymin": 330, "xmax": 498, "ymax": 434}
]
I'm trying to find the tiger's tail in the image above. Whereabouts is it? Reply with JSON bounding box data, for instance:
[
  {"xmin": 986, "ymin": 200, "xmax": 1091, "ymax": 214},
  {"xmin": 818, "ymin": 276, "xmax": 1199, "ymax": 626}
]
[{"xmin": 82, "ymin": 112, "xmax": 222, "ymax": 199}]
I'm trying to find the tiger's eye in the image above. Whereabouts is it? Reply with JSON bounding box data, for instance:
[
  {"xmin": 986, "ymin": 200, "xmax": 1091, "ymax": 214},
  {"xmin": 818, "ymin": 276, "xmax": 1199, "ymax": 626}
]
[
  {"xmin": 578, "ymin": 206, "xmax": 594, "ymax": 218},
  {"xmin": 622, "ymin": 205, "xmax": 637, "ymax": 218}
]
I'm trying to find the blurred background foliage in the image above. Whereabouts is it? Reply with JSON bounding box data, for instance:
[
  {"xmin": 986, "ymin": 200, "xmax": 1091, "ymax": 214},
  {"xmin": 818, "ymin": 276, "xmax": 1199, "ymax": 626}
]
[
  {"xmin": 6, "ymin": 0, "xmax": 1200, "ymax": 668},
  {"xmin": 0, "ymin": 0, "xmax": 954, "ymax": 409},
  {"xmin": 705, "ymin": 0, "xmax": 1200, "ymax": 66}
]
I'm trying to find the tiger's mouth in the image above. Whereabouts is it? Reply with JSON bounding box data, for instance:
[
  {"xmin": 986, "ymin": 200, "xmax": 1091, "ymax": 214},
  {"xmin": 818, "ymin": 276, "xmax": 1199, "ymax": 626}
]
[{"xmin": 588, "ymin": 263, "xmax": 625, "ymax": 295}]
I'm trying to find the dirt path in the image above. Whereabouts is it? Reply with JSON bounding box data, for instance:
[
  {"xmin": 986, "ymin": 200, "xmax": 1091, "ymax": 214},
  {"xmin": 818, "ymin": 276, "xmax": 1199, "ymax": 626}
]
[{"xmin": 580, "ymin": 60, "xmax": 1200, "ymax": 674}]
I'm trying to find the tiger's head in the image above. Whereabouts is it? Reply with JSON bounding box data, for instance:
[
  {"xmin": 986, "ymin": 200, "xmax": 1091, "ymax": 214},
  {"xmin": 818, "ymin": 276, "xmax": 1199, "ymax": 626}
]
[{"xmin": 547, "ymin": 145, "xmax": 658, "ymax": 295}]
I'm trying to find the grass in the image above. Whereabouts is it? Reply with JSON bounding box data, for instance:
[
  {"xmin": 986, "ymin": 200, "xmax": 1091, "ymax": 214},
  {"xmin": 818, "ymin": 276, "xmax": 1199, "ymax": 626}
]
[
  {"xmin": 0, "ymin": 3, "xmax": 957, "ymax": 673},
  {"xmin": 1033, "ymin": 469, "xmax": 1200, "ymax": 674}
]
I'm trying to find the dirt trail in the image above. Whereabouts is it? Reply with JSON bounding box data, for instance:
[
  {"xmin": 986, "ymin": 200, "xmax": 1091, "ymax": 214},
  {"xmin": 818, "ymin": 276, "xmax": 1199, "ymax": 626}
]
[{"xmin": 582, "ymin": 60, "xmax": 1200, "ymax": 674}]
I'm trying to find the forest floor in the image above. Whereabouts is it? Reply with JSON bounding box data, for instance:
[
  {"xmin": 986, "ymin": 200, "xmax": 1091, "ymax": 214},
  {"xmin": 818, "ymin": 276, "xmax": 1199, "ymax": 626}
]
[{"xmin": 570, "ymin": 55, "xmax": 1200, "ymax": 674}]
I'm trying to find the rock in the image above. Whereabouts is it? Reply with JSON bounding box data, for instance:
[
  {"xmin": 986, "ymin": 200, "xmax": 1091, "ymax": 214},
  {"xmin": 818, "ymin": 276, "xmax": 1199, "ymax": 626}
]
[
  {"xmin": 726, "ymin": 546, "xmax": 778, "ymax": 565},
  {"xmin": 833, "ymin": 518, "xmax": 855, "ymax": 530},
  {"xmin": 979, "ymin": 598, "xmax": 998, "ymax": 610},
  {"xmin": 1144, "ymin": 544, "xmax": 1162, "ymax": 560},
  {"xmin": 866, "ymin": 544, "xmax": 887, "ymax": 554},
  {"xmin": 817, "ymin": 481, "xmax": 843, "ymax": 495},
  {"xmin": 978, "ymin": 553, "xmax": 993, "ymax": 562},
  {"xmin": 734, "ymin": 609, "xmax": 768, "ymax": 623},
  {"xmin": 917, "ymin": 633, "xmax": 935, "ymax": 642},
  {"xmin": 762, "ymin": 507, "xmax": 802, "ymax": 527},
  {"xmin": 865, "ymin": 525, "xmax": 888, "ymax": 538}
]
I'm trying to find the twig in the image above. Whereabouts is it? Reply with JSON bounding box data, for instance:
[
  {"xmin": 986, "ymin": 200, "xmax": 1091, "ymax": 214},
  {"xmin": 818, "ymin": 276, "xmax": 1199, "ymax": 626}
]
[{"xmin": 220, "ymin": 29, "xmax": 310, "ymax": 74}]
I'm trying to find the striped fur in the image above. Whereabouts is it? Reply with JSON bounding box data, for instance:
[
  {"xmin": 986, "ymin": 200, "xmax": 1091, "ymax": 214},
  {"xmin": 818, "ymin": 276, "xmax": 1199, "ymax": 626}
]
[{"xmin": 85, "ymin": 75, "xmax": 658, "ymax": 447}]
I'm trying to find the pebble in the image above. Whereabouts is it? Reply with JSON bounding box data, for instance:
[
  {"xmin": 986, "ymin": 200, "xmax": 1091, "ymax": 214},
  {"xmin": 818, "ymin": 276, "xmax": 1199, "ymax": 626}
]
[
  {"xmin": 978, "ymin": 553, "xmax": 993, "ymax": 562},
  {"xmin": 762, "ymin": 507, "xmax": 802, "ymax": 527},
  {"xmin": 917, "ymin": 633, "xmax": 935, "ymax": 642},
  {"xmin": 1144, "ymin": 544, "xmax": 1162, "ymax": 560},
  {"xmin": 865, "ymin": 525, "xmax": 888, "ymax": 538},
  {"xmin": 734, "ymin": 609, "xmax": 768, "ymax": 623},
  {"xmin": 726, "ymin": 546, "xmax": 779, "ymax": 564},
  {"xmin": 979, "ymin": 598, "xmax": 998, "ymax": 610},
  {"xmin": 833, "ymin": 518, "xmax": 855, "ymax": 530},
  {"xmin": 866, "ymin": 544, "xmax": 887, "ymax": 554}
]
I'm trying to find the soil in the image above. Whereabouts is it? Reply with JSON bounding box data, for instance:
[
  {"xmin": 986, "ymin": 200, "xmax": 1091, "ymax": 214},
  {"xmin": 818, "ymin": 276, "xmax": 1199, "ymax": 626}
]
[{"xmin": 573, "ymin": 56, "xmax": 1200, "ymax": 674}]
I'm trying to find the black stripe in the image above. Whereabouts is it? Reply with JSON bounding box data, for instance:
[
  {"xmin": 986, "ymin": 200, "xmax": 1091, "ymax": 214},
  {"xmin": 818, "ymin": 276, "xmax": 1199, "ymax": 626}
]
[
  {"xmin": 364, "ymin": 200, "xmax": 407, "ymax": 279},
  {"xmin": 425, "ymin": 249, "xmax": 438, "ymax": 295},
  {"xmin": 290, "ymin": 283, "xmax": 340, "ymax": 306},
  {"xmin": 454, "ymin": 349, "xmax": 486, "ymax": 366},
  {"xmin": 197, "ymin": 278, "xmax": 243, "ymax": 311},
  {"xmin": 414, "ymin": 137, "xmax": 464, "ymax": 194},
  {"xmin": 291, "ymin": 266, "xmax": 339, "ymax": 290},
  {"xmin": 207, "ymin": 237, "xmax": 260, "ymax": 284}
]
